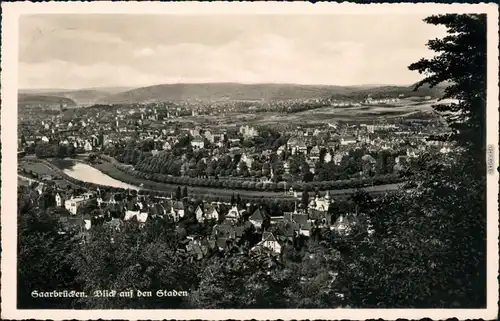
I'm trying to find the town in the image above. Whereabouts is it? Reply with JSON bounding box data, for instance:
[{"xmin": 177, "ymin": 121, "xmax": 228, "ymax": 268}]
[
  {"xmin": 13, "ymin": 9, "xmax": 488, "ymax": 313},
  {"xmin": 18, "ymin": 92, "xmax": 453, "ymax": 262}
]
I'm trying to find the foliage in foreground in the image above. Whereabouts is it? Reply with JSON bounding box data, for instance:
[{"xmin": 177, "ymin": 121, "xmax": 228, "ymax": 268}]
[
  {"xmin": 17, "ymin": 146, "xmax": 486, "ymax": 309},
  {"xmin": 17, "ymin": 13, "xmax": 487, "ymax": 309}
]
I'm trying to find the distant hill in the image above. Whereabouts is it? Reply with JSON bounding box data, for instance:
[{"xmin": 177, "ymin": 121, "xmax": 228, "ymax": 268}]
[
  {"xmin": 18, "ymin": 82, "xmax": 449, "ymax": 106},
  {"xmin": 98, "ymin": 82, "xmax": 447, "ymax": 104},
  {"xmin": 18, "ymin": 94, "xmax": 77, "ymax": 108},
  {"xmin": 38, "ymin": 89, "xmax": 112, "ymax": 106},
  {"xmin": 19, "ymin": 87, "xmax": 133, "ymax": 105},
  {"xmin": 98, "ymin": 83, "xmax": 357, "ymax": 104}
]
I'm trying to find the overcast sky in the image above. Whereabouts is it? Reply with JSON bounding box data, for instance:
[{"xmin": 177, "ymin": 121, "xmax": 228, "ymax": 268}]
[{"xmin": 19, "ymin": 14, "xmax": 447, "ymax": 89}]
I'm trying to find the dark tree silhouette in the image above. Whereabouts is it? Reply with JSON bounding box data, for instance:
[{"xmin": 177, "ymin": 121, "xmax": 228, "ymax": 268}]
[
  {"xmin": 409, "ymin": 14, "xmax": 486, "ymax": 164},
  {"xmin": 301, "ymin": 188, "xmax": 309, "ymax": 210},
  {"xmin": 175, "ymin": 186, "xmax": 182, "ymax": 200}
]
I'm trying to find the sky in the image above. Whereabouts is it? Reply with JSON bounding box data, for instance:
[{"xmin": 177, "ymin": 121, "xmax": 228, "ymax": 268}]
[{"xmin": 18, "ymin": 14, "xmax": 447, "ymax": 90}]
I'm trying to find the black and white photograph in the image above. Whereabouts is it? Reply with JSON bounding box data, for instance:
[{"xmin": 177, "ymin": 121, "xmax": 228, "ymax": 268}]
[{"xmin": 1, "ymin": 2, "xmax": 499, "ymax": 320}]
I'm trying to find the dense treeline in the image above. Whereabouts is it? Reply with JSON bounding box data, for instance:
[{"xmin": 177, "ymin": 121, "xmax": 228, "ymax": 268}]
[
  {"xmin": 32, "ymin": 143, "xmax": 77, "ymax": 159},
  {"xmin": 109, "ymin": 142, "xmax": 403, "ymax": 180},
  {"xmin": 100, "ymin": 154, "xmax": 402, "ymax": 192}
]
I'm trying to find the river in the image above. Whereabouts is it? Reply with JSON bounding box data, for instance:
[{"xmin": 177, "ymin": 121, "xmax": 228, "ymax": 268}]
[{"xmin": 63, "ymin": 162, "xmax": 140, "ymax": 190}]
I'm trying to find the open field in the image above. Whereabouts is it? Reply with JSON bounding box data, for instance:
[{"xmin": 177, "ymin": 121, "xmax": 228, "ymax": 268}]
[
  {"xmin": 180, "ymin": 101, "xmax": 438, "ymax": 129},
  {"xmin": 19, "ymin": 160, "xmax": 60, "ymax": 176},
  {"xmin": 18, "ymin": 159, "xmax": 80, "ymax": 188}
]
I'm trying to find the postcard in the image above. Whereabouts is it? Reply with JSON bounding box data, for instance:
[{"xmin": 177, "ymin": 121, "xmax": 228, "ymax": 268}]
[{"xmin": 1, "ymin": 1, "xmax": 498, "ymax": 320}]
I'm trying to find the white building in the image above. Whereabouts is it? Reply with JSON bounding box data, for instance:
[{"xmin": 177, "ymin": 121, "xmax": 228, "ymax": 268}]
[
  {"xmin": 84, "ymin": 140, "xmax": 93, "ymax": 152},
  {"xmin": 191, "ymin": 137, "xmax": 205, "ymax": 149},
  {"xmin": 340, "ymin": 136, "xmax": 356, "ymax": 145},
  {"xmin": 239, "ymin": 125, "xmax": 259, "ymax": 139},
  {"xmin": 204, "ymin": 130, "xmax": 214, "ymax": 143},
  {"xmin": 64, "ymin": 197, "xmax": 88, "ymax": 215},
  {"xmin": 241, "ymin": 153, "xmax": 254, "ymax": 168},
  {"xmin": 308, "ymin": 192, "xmax": 331, "ymax": 212},
  {"xmin": 124, "ymin": 210, "xmax": 149, "ymax": 224},
  {"xmin": 259, "ymin": 232, "xmax": 281, "ymax": 254},
  {"xmin": 226, "ymin": 205, "xmax": 243, "ymax": 222},
  {"xmin": 55, "ymin": 193, "xmax": 64, "ymax": 207}
]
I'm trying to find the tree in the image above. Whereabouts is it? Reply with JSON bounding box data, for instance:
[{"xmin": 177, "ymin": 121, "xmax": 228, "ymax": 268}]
[
  {"xmin": 189, "ymin": 251, "xmax": 305, "ymax": 308},
  {"xmin": 349, "ymin": 189, "xmax": 374, "ymax": 216},
  {"xmin": 182, "ymin": 186, "xmax": 188, "ymax": 199},
  {"xmin": 333, "ymin": 14, "xmax": 488, "ymax": 308},
  {"xmin": 73, "ymin": 221, "xmax": 199, "ymax": 309},
  {"xmin": 338, "ymin": 152, "xmax": 486, "ymax": 308},
  {"xmin": 409, "ymin": 14, "xmax": 486, "ymax": 167},
  {"xmin": 18, "ymin": 205, "xmax": 82, "ymax": 308},
  {"xmin": 175, "ymin": 186, "xmax": 182, "ymax": 200},
  {"xmin": 301, "ymin": 188, "xmax": 310, "ymax": 209},
  {"xmin": 77, "ymin": 198, "xmax": 98, "ymax": 215},
  {"xmin": 35, "ymin": 144, "xmax": 47, "ymax": 158},
  {"xmin": 238, "ymin": 161, "xmax": 248, "ymax": 175},
  {"xmin": 56, "ymin": 144, "xmax": 68, "ymax": 158},
  {"xmin": 375, "ymin": 151, "xmax": 388, "ymax": 175}
]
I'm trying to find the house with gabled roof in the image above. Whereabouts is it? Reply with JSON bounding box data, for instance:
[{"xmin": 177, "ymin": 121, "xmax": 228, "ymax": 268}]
[
  {"xmin": 97, "ymin": 192, "xmax": 119, "ymax": 207},
  {"xmin": 254, "ymin": 232, "xmax": 282, "ymax": 255},
  {"xmin": 148, "ymin": 203, "xmax": 167, "ymax": 217},
  {"xmin": 309, "ymin": 145, "xmax": 320, "ymax": 160},
  {"xmin": 205, "ymin": 205, "xmax": 219, "ymax": 221},
  {"xmin": 55, "ymin": 191, "xmax": 66, "ymax": 207},
  {"xmin": 225, "ymin": 205, "xmax": 243, "ymax": 222},
  {"xmin": 170, "ymin": 201, "xmax": 185, "ymax": 222},
  {"xmin": 195, "ymin": 205, "xmax": 205, "ymax": 222},
  {"xmin": 249, "ymin": 207, "xmax": 268, "ymax": 229}
]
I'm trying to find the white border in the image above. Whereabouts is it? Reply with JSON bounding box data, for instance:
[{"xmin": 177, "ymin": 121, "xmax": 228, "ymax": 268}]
[{"xmin": 1, "ymin": 2, "xmax": 499, "ymax": 320}]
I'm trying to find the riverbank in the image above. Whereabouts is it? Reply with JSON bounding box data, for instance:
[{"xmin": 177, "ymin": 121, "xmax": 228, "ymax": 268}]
[
  {"xmin": 18, "ymin": 158, "xmax": 82, "ymax": 189},
  {"xmin": 89, "ymin": 157, "xmax": 402, "ymax": 199},
  {"xmin": 20, "ymin": 156, "xmax": 403, "ymax": 201},
  {"xmin": 62, "ymin": 162, "xmax": 139, "ymax": 190},
  {"xmin": 99, "ymin": 154, "xmax": 403, "ymax": 193}
]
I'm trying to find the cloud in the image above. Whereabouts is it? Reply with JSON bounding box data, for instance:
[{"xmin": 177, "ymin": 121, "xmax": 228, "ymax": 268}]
[
  {"xmin": 18, "ymin": 15, "xmax": 446, "ymax": 89},
  {"xmin": 133, "ymin": 47, "xmax": 155, "ymax": 57},
  {"xmin": 19, "ymin": 60, "xmax": 168, "ymax": 89}
]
